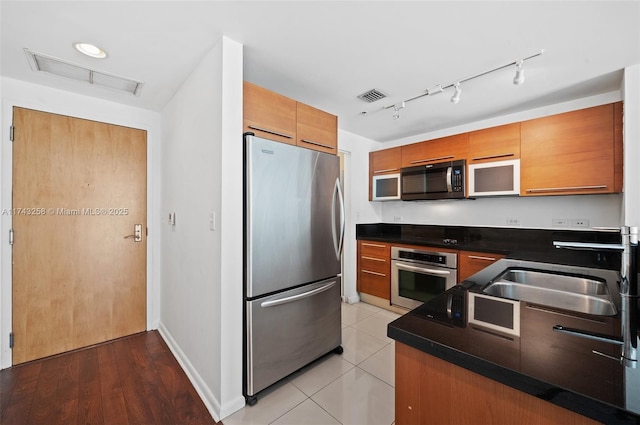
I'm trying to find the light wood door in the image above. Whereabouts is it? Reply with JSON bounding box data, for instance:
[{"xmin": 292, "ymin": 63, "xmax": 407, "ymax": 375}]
[
  {"xmin": 296, "ymin": 102, "xmax": 337, "ymax": 154},
  {"xmin": 243, "ymin": 81, "xmax": 297, "ymax": 144},
  {"xmin": 12, "ymin": 107, "xmax": 147, "ymax": 364},
  {"xmin": 400, "ymin": 133, "xmax": 469, "ymax": 167}
]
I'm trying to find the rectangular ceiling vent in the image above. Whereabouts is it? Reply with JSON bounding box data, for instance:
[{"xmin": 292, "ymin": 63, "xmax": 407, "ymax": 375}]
[
  {"xmin": 357, "ymin": 88, "xmax": 387, "ymax": 103},
  {"xmin": 24, "ymin": 48, "xmax": 143, "ymax": 96}
]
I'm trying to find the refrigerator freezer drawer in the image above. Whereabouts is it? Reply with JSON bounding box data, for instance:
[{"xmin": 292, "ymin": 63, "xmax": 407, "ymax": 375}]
[{"xmin": 245, "ymin": 277, "xmax": 342, "ymax": 396}]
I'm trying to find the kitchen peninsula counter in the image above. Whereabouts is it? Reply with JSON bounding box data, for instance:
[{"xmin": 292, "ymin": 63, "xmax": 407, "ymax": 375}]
[{"xmin": 388, "ymin": 307, "xmax": 639, "ymax": 424}]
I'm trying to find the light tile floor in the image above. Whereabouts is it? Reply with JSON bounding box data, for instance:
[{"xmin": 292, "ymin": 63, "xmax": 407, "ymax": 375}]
[{"xmin": 224, "ymin": 302, "xmax": 400, "ymax": 425}]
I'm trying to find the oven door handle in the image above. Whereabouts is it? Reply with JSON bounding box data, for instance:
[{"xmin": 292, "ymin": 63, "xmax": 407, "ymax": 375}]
[{"xmin": 395, "ymin": 262, "xmax": 452, "ymax": 276}]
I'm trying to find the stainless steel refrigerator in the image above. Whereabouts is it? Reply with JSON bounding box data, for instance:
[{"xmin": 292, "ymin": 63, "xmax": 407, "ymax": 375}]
[{"xmin": 243, "ymin": 134, "xmax": 344, "ymax": 405}]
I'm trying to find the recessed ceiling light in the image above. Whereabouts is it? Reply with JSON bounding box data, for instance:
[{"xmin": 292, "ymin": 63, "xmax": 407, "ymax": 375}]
[{"xmin": 73, "ymin": 42, "xmax": 107, "ymax": 59}]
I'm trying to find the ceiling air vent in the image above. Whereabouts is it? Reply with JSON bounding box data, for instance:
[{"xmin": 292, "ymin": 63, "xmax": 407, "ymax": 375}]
[
  {"xmin": 357, "ymin": 88, "xmax": 387, "ymax": 103},
  {"xmin": 24, "ymin": 48, "xmax": 143, "ymax": 96}
]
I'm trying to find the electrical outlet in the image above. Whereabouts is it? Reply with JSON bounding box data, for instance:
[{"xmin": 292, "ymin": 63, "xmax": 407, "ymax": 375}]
[
  {"xmin": 393, "ymin": 216, "xmax": 403, "ymax": 222},
  {"xmin": 572, "ymin": 218, "xmax": 589, "ymax": 228},
  {"xmin": 552, "ymin": 218, "xmax": 569, "ymax": 227},
  {"xmin": 506, "ymin": 217, "xmax": 521, "ymax": 226}
]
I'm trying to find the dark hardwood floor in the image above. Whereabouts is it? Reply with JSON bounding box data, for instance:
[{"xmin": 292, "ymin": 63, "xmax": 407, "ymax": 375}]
[{"xmin": 0, "ymin": 330, "xmax": 220, "ymax": 425}]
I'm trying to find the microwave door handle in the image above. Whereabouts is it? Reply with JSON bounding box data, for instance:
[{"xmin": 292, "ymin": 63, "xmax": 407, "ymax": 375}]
[
  {"xmin": 396, "ymin": 262, "xmax": 451, "ymax": 276},
  {"xmin": 446, "ymin": 166, "xmax": 453, "ymax": 193}
]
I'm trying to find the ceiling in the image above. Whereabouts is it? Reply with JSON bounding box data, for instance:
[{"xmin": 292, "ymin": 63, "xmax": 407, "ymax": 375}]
[{"xmin": 1, "ymin": 1, "xmax": 639, "ymax": 143}]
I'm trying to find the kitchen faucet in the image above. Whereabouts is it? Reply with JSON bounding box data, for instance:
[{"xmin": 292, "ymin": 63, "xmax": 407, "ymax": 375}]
[{"xmin": 553, "ymin": 226, "xmax": 639, "ymax": 415}]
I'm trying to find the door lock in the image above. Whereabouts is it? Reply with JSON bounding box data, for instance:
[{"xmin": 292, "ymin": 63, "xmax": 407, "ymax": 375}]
[{"xmin": 124, "ymin": 224, "xmax": 142, "ymax": 242}]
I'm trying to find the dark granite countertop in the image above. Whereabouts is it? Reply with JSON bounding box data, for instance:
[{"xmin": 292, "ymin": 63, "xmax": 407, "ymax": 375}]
[
  {"xmin": 357, "ymin": 223, "xmax": 622, "ymax": 270},
  {"xmin": 388, "ymin": 309, "xmax": 640, "ymax": 424}
]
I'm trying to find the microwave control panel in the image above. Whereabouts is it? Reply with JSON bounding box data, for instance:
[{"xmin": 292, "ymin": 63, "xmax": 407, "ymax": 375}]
[{"xmin": 452, "ymin": 166, "xmax": 464, "ymax": 192}]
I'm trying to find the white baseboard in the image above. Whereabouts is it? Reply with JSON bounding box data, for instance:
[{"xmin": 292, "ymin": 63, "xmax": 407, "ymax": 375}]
[
  {"xmin": 342, "ymin": 294, "xmax": 361, "ymax": 304},
  {"xmin": 157, "ymin": 323, "xmax": 222, "ymax": 423}
]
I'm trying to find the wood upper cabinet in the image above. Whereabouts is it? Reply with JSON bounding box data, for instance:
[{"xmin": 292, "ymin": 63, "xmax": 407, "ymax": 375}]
[
  {"xmin": 243, "ymin": 81, "xmax": 297, "ymax": 145},
  {"xmin": 520, "ymin": 103, "xmax": 622, "ymax": 196},
  {"xmin": 296, "ymin": 102, "xmax": 338, "ymax": 154},
  {"xmin": 468, "ymin": 123, "xmax": 520, "ymax": 163},
  {"xmin": 244, "ymin": 81, "xmax": 338, "ymax": 154},
  {"xmin": 401, "ymin": 133, "xmax": 469, "ymax": 167},
  {"xmin": 457, "ymin": 250, "xmax": 505, "ymax": 282},
  {"xmin": 369, "ymin": 147, "xmax": 402, "ymax": 200},
  {"xmin": 357, "ymin": 240, "xmax": 391, "ymax": 300}
]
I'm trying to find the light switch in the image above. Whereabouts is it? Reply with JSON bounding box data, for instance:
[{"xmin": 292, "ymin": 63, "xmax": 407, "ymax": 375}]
[
  {"xmin": 168, "ymin": 212, "xmax": 176, "ymax": 226},
  {"xmin": 209, "ymin": 211, "xmax": 215, "ymax": 231}
]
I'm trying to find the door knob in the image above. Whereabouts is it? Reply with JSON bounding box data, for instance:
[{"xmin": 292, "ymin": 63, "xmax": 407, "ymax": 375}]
[{"xmin": 124, "ymin": 224, "xmax": 142, "ymax": 242}]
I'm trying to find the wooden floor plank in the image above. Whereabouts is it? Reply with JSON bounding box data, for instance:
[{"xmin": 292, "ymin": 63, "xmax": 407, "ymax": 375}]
[
  {"xmin": 96, "ymin": 343, "xmax": 128, "ymax": 425},
  {"xmin": 77, "ymin": 347, "xmax": 103, "ymax": 425},
  {"xmin": 0, "ymin": 331, "xmax": 219, "ymax": 425},
  {"xmin": 1, "ymin": 362, "xmax": 42, "ymax": 425}
]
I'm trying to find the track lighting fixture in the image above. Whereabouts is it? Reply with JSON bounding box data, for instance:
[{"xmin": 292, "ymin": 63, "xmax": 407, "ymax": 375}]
[
  {"xmin": 392, "ymin": 101, "xmax": 405, "ymax": 120},
  {"xmin": 450, "ymin": 83, "xmax": 461, "ymax": 104},
  {"xmin": 513, "ymin": 60, "xmax": 525, "ymax": 85},
  {"xmin": 378, "ymin": 49, "xmax": 543, "ymax": 119}
]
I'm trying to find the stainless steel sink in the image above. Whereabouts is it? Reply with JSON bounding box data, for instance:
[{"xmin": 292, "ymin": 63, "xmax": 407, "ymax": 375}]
[{"xmin": 483, "ymin": 268, "xmax": 618, "ymax": 316}]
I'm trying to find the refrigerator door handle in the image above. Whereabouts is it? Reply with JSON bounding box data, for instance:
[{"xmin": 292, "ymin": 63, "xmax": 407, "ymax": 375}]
[
  {"xmin": 332, "ymin": 178, "xmax": 345, "ymax": 259},
  {"xmin": 260, "ymin": 281, "xmax": 337, "ymax": 308}
]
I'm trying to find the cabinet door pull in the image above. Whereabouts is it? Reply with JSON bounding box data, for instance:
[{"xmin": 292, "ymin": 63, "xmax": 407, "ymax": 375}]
[
  {"xmin": 525, "ymin": 185, "xmax": 607, "ymax": 193},
  {"xmin": 467, "ymin": 255, "xmax": 497, "ymax": 261},
  {"xmin": 300, "ymin": 139, "xmax": 335, "ymax": 150},
  {"xmin": 361, "ymin": 269, "xmax": 386, "ymax": 277},
  {"xmin": 471, "ymin": 153, "xmax": 515, "ymax": 161},
  {"xmin": 362, "ymin": 256, "xmax": 386, "ymax": 262},
  {"xmin": 362, "ymin": 242, "xmax": 386, "ymax": 248},
  {"xmin": 409, "ymin": 155, "xmax": 454, "ymax": 165},
  {"xmin": 248, "ymin": 125, "xmax": 294, "ymax": 139},
  {"xmin": 373, "ymin": 168, "xmax": 400, "ymax": 174}
]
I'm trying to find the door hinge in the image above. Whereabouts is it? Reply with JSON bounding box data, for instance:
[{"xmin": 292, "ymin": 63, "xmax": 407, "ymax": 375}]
[
  {"xmin": 9, "ymin": 229, "xmax": 14, "ymax": 245},
  {"xmin": 9, "ymin": 125, "xmax": 14, "ymax": 142},
  {"xmin": 9, "ymin": 332, "xmax": 14, "ymax": 349}
]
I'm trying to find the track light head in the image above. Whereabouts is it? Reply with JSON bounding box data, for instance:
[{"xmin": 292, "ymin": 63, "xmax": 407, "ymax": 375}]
[
  {"xmin": 450, "ymin": 83, "xmax": 461, "ymax": 104},
  {"xmin": 513, "ymin": 60, "xmax": 525, "ymax": 85},
  {"xmin": 392, "ymin": 101, "xmax": 405, "ymax": 119}
]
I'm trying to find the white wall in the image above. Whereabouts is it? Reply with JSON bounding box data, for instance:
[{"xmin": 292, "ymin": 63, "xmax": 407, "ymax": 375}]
[
  {"xmin": 337, "ymin": 130, "xmax": 383, "ymax": 302},
  {"xmin": 623, "ymin": 65, "xmax": 640, "ymax": 228},
  {"xmin": 375, "ymin": 91, "xmax": 627, "ymax": 229},
  {"xmin": 159, "ymin": 36, "xmax": 244, "ymax": 421},
  {"xmin": 0, "ymin": 77, "xmax": 162, "ymax": 369}
]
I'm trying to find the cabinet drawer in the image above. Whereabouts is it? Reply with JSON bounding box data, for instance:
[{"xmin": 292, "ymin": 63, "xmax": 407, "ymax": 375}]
[
  {"xmin": 458, "ymin": 251, "xmax": 505, "ymax": 282},
  {"xmin": 359, "ymin": 255, "xmax": 389, "ymax": 274},
  {"xmin": 359, "ymin": 269, "xmax": 390, "ymax": 300},
  {"xmin": 359, "ymin": 241, "xmax": 390, "ymax": 257}
]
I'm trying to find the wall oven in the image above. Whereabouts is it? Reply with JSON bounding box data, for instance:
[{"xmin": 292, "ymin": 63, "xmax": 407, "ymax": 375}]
[
  {"xmin": 391, "ymin": 246, "xmax": 457, "ymax": 310},
  {"xmin": 372, "ymin": 173, "xmax": 401, "ymax": 201}
]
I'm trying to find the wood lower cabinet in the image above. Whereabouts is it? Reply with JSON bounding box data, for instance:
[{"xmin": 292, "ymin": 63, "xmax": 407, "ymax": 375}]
[
  {"xmin": 357, "ymin": 240, "xmax": 391, "ymax": 300},
  {"xmin": 400, "ymin": 133, "xmax": 469, "ymax": 168},
  {"xmin": 458, "ymin": 250, "xmax": 505, "ymax": 282},
  {"xmin": 520, "ymin": 103, "xmax": 622, "ymax": 196},
  {"xmin": 396, "ymin": 342, "xmax": 600, "ymax": 425},
  {"xmin": 243, "ymin": 81, "xmax": 297, "ymax": 145},
  {"xmin": 296, "ymin": 102, "xmax": 337, "ymax": 154}
]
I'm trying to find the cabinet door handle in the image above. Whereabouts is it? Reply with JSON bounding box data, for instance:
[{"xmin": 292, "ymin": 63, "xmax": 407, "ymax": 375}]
[
  {"xmin": 525, "ymin": 185, "xmax": 607, "ymax": 193},
  {"xmin": 248, "ymin": 125, "xmax": 294, "ymax": 139},
  {"xmin": 373, "ymin": 168, "xmax": 400, "ymax": 174},
  {"xmin": 300, "ymin": 139, "xmax": 335, "ymax": 150},
  {"xmin": 362, "ymin": 256, "xmax": 386, "ymax": 262},
  {"xmin": 362, "ymin": 242, "xmax": 386, "ymax": 248},
  {"xmin": 471, "ymin": 153, "xmax": 515, "ymax": 161},
  {"xmin": 409, "ymin": 155, "xmax": 454, "ymax": 164},
  {"xmin": 467, "ymin": 255, "xmax": 497, "ymax": 261},
  {"xmin": 361, "ymin": 269, "xmax": 386, "ymax": 277}
]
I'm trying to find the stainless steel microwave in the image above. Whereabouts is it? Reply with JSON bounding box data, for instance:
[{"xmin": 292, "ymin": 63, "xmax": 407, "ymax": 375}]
[
  {"xmin": 372, "ymin": 173, "xmax": 401, "ymax": 201},
  {"xmin": 401, "ymin": 159, "xmax": 466, "ymax": 200},
  {"xmin": 468, "ymin": 159, "xmax": 520, "ymax": 197}
]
